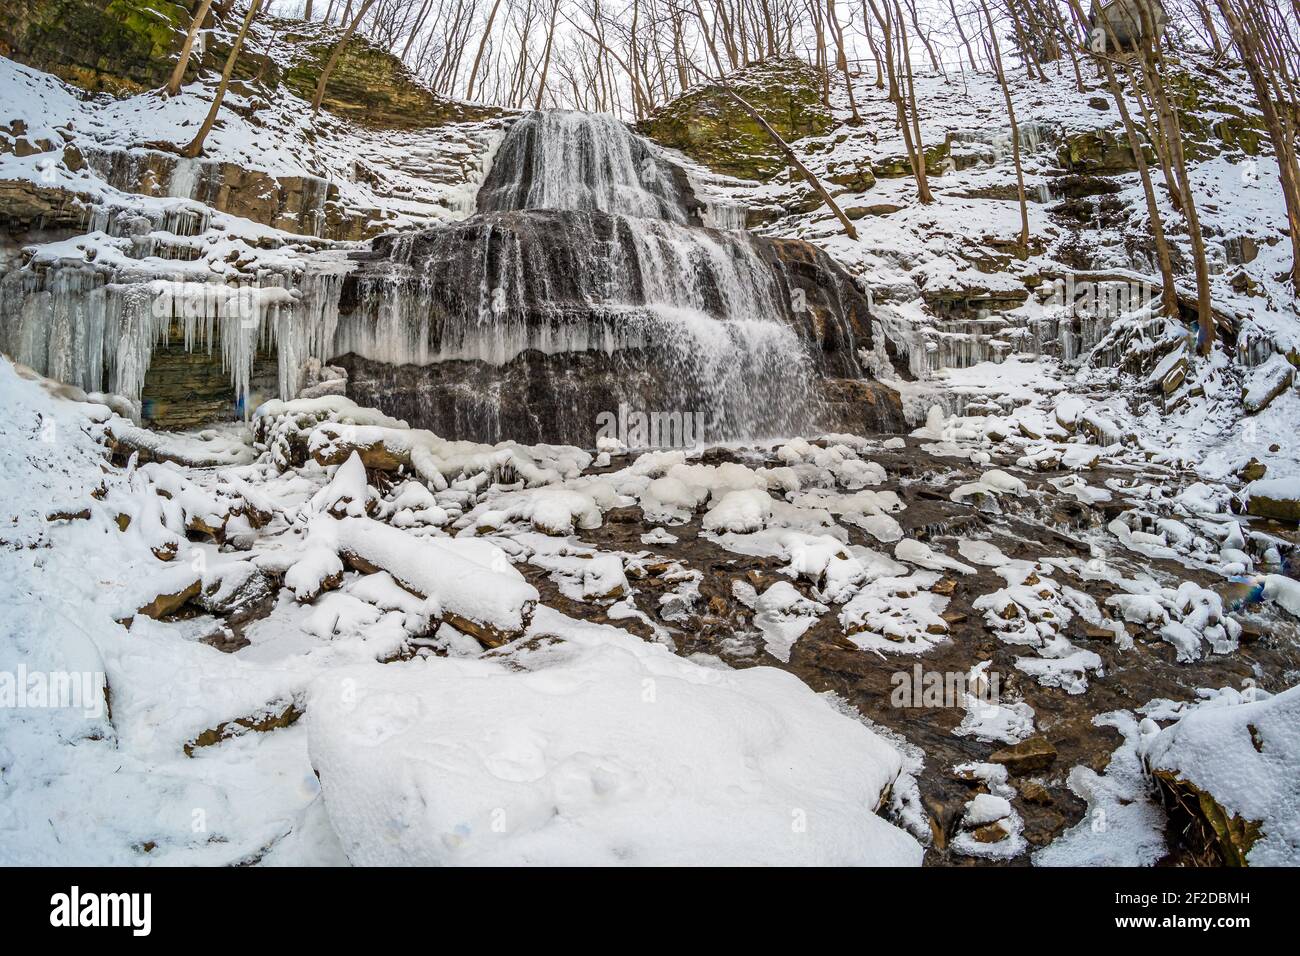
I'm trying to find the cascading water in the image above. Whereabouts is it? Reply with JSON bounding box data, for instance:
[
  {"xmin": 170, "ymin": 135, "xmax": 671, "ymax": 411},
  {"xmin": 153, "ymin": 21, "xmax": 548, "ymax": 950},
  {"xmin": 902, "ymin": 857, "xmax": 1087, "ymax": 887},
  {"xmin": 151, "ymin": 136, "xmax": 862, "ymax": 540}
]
[
  {"xmin": 335, "ymin": 109, "xmax": 897, "ymax": 445},
  {"xmin": 476, "ymin": 110, "xmax": 701, "ymax": 224}
]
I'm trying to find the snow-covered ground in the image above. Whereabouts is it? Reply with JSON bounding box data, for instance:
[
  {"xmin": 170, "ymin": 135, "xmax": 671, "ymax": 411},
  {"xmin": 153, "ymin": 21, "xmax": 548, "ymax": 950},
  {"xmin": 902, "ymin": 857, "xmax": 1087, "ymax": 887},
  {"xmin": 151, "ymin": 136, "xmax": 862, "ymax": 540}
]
[{"xmin": 3, "ymin": 353, "xmax": 1298, "ymax": 864}]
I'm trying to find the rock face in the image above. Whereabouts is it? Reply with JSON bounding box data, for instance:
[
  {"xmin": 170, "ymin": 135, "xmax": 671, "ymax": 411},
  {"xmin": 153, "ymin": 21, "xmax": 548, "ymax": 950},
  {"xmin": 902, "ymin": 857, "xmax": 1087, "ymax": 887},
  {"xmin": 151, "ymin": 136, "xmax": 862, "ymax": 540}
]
[
  {"xmin": 0, "ymin": 178, "xmax": 94, "ymax": 231},
  {"xmin": 0, "ymin": 2, "xmax": 498, "ymax": 132},
  {"xmin": 84, "ymin": 145, "xmax": 351, "ymax": 239},
  {"xmin": 1057, "ymin": 129, "xmax": 1146, "ymax": 176},
  {"xmin": 0, "ymin": 0, "xmax": 192, "ymax": 94},
  {"xmin": 140, "ymin": 320, "xmax": 278, "ymax": 430},
  {"xmin": 337, "ymin": 208, "xmax": 901, "ymax": 444},
  {"xmin": 988, "ymin": 736, "xmax": 1058, "ymax": 775},
  {"xmin": 280, "ymin": 27, "xmax": 503, "ymax": 130},
  {"xmin": 636, "ymin": 58, "xmax": 833, "ymax": 181},
  {"xmin": 1245, "ymin": 479, "xmax": 1300, "ymax": 523}
]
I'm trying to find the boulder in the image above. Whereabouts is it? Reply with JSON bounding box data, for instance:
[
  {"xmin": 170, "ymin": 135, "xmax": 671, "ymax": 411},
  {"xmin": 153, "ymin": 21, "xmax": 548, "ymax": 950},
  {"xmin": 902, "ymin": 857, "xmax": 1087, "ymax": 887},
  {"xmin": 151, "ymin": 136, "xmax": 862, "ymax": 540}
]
[
  {"xmin": 1242, "ymin": 354, "xmax": 1294, "ymax": 414},
  {"xmin": 1245, "ymin": 479, "xmax": 1300, "ymax": 523}
]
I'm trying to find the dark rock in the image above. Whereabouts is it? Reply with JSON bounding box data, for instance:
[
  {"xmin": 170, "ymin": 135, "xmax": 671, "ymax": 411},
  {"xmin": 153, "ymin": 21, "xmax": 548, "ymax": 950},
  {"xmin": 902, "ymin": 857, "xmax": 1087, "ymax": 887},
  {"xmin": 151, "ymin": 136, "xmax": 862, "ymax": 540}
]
[
  {"xmin": 989, "ymin": 736, "xmax": 1058, "ymax": 775},
  {"xmin": 338, "ymin": 209, "xmax": 900, "ymax": 445},
  {"xmin": 1237, "ymin": 458, "xmax": 1267, "ymax": 483},
  {"xmin": 62, "ymin": 142, "xmax": 86, "ymax": 172},
  {"xmin": 1020, "ymin": 780, "xmax": 1053, "ymax": 805},
  {"xmin": 845, "ymin": 203, "xmax": 904, "ymax": 219}
]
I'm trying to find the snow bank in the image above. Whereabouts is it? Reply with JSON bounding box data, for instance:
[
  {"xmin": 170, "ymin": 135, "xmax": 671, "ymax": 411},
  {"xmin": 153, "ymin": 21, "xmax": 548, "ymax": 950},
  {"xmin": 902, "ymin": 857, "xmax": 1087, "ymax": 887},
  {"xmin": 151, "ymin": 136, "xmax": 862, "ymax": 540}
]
[
  {"xmin": 330, "ymin": 517, "xmax": 537, "ymax": 644},
  {"xmin": 307, "ymin": 609, "xmax": 923, "ymax": 866}
]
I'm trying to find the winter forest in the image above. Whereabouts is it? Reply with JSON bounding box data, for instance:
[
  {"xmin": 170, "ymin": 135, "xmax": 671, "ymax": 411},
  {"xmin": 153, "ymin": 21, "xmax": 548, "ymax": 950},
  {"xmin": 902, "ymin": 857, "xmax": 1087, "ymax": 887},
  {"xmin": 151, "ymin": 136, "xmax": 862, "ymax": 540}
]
[{"xmin": 0, "ymin": 0, "xmax": 1299, "ymax": 876}]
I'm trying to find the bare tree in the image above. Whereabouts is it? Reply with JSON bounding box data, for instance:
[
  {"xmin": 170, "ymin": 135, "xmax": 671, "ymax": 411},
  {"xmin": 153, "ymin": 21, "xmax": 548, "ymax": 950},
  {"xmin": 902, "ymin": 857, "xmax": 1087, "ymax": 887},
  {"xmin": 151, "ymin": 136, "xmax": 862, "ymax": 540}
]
[
  {"xmin": 167, "ymin": 0, "xmax": 217, "ymax": 96},
  {"xmin": 979, "ymin": 0, "xmax": 1030, "ymax": 248},
  {"xmin": 182, "ymin": 0, "xmax": 264, "ymax": 157},
  {"xmin": 1127, "ymin": 0, "xmax": 1216, "ymax": 352},
  {"xmin": 534, "ymin": 0, "xmax": 561, "ymax": 107},
  {"xmin": 1062, "ymin": 0, "xmax": 1179, "ymax": 317},
  {"xmin": 312, "ymin": 0, "xmax": 381, "ymax": 116},
  {"xmin": 1214, "ymin": 0, "xmax": 1300, "ymax": 293},
  {"xmin": 688, "ymin": 0, "xmax": 861, "ymax": 238}
]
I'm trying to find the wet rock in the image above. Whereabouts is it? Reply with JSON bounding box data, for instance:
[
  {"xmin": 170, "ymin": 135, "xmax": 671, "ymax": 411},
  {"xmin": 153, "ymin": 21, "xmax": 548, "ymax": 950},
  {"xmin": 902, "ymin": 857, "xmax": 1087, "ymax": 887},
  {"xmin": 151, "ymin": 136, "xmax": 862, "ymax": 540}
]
[
  {"xmin": 826, "ymin": 160, "xmax": 876, "ymax": 194},
  {"xmin": 872, "ymin": 137, "xmax": 951, "ymax": 179},
  {"xmin": 1020, "ymin": 780, "xmax": 1053, "ymax": 805},
  {"xmin": 61, "ymin": 142, "xmax": 86, "ymax": 172},
  {"xmin": 989, "ymin": 736, "xmax": 1057, "ymax": 775},
  {"xmin": 1, "ymin": 0, "xmax": 195, "ymax": 95},
  {"xmin": 341, "ymin": 210, "xmax": 897, "ymax": 445}
]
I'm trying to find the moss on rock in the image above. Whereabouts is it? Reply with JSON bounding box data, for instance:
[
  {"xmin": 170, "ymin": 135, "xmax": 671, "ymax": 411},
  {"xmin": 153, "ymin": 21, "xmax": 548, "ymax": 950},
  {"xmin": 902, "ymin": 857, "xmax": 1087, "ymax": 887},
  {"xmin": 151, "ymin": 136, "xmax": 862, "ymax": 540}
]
[
  {"xmin": 636, "ymin": 58, "xmax": 833, "ymax": 182},
  {"xmin": 281, "ymin": 29, "xmax": 503, "ymax": 130},
  {"xmin": 0, "ymin": 0, "xmax": 191, "ymax": 94}
]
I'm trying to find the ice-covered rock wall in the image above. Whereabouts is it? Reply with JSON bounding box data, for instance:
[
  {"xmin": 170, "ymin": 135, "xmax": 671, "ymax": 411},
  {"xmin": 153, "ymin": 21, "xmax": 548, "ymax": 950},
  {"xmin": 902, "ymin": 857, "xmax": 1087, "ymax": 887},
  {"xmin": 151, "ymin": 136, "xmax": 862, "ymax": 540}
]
[
  {"xmin": 335, "ymin": 110, "xmax": 900, "ymax": 445},
  {"xmin": 0, "ymin": 108, "xmax": 900, "ymax": 441}
]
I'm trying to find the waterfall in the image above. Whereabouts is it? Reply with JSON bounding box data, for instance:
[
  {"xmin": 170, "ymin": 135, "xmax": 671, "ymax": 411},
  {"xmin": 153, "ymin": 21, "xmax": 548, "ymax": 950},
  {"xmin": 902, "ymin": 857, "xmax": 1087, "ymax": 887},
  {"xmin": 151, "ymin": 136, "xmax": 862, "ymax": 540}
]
[
  {"xmin": 336, "ymin": 209, "xmax": 846, "ymax": 441},
  {"xmin": 476, "ymin": 111, "xmax": 700, "ymax": 224},
  {"xmin": 336, "ymin": 109, "xmax": 893, "ymax": 445}
]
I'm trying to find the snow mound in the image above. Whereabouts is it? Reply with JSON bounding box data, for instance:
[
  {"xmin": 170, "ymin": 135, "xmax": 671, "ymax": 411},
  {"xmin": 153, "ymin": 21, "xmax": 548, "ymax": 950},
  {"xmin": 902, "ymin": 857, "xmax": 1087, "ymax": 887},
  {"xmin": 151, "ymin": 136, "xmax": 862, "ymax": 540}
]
[
  {"xmin": 307, "ymin": 609, "xmax": 923, "ymax": 866},
  {"xmin": 1142, "ymin": 685, "xmax": 1300, "ymax": 866}
]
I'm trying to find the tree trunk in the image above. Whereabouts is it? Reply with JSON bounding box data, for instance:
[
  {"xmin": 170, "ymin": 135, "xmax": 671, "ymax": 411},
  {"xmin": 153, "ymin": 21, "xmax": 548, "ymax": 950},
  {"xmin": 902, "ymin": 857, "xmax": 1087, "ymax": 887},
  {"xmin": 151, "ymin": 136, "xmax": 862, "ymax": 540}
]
[
  {"xmin": 466, "ymin": 0, "xmax": 505, "ymax": 100},
  {"xmin": 979, "ymin": 0, "xmax": 1029, "ymax": 248},
  {"xmin": 1215, "ymin": 0, "xmax": 1300, "ymax": 293},
  {"xmin": 1064, "ymin": 0, "xmax": 1179, "ymax": 317},
  {"xmin": 182, "ymin": 0, "xmax": 262, "ymax": 157},
  {"xmin": 533, "ymin": 0, "xmax": 560, "ymax": 109},
  {"xmin": 1133, "ymin": 6, "xmax": 1215, "ymax": 353},
  {"xmin": 893, "ymin": 0, "xmax": 934, "ymax": 202},
  {"xmin": 166, "ymin": 0, "xmax": 216, "ymax": 96},
  {"xmin": 690, "ymin": 0, "xmax": 858, "ymax": 239},
  {"xmin": 828, "ymin": 0, "xmax": 860, "ymax": 123}
]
